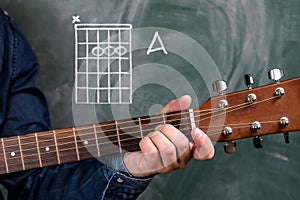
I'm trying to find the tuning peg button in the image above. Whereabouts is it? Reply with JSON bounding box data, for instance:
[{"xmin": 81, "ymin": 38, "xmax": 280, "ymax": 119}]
[
  {"xmin": 250, "ymin": 121, "xmax": 261, "ymax": 133},
  {"xmin": 279, "ymin": 117, "xmax": 289, "ymax": 128},
  {"xmin": 212, "ymin": 80, "xmax": 227, "ymax": 95},
  {"xmin": 224, "ymin": 141, "xmax": 236, "ymax": 154},
  {"xmin": 244, "ymin": 74, "xmax": 254, "ymax": 89},
  {"xmin": 268, "ymin": 68, "xmax": 285, "ymax": 82},
  {"xmin": 253, "ymin": 136, "xmax": 263, "ymax": 148},
  {"xmin": 284, "ymin": 132, "xmax": 290, "ymax": 144}
]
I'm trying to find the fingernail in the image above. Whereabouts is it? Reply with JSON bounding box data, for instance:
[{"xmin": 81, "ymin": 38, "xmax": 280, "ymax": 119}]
[
  {"xmin": 155, "ymin": 124, "xmax": 164, "ymax": 131},
  {"xmin": 193, "ymin": 128, "xmax": 203, "ymax": 138},
  {"xmin": 147, "ymin": 131, "xmax": 157, "ymax": 137},
  {"xmin": 169, "ymin": 100, "xmax": 180, "ymax": 112},
  {"xmin": 170, "ymin": 95, "xmax": 191, "ymax": 112},
  {"xmin": 180, "ymin": 95, "xmax": 190, "ymax": 100}
]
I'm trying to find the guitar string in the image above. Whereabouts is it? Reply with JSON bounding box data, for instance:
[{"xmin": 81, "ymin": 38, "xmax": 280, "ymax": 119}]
[
  {"xmin": 0, "ymin": 93, "xmax": 259, "ymax": 145},
  {"xmin": 1, "ymin": 94, "xmax": 278, "ymax": 146},
  {"xmin": 2, "ymin": 119, "xmax": 282, "ymax": 171},
  {"xmin": 1, "ymin": 115, "xmax": 278, "ymax": 164},
  {"xmin": 2, "ymin": 118, "xmax": 281, "ymax": 167},
  {"xmin": 44, "ymin": 95, "xmax": 277, "ymax": 136},
  {"xmin": 1, "ymin": 95, "xmax": 280, "ymax": 165},
  {"xmin": 1, "ymin": 112, "xmax": 276, "ymax": 154},
  {"xmin": 3, "ymin": 119, "xmax": 192, "ymax": 158},
  {"xmin": 1, "ymin": 95, "xmax": 278, "ymax": 151},
  {"xmin": 3, "ymin": 113, "xmax": 284, "ymax": 169},
  {"xmin": 2, "ymin": 116, "xmax": 191, "ymax": 148},
  {"xmin": 2, "ymin": 115, "xmax": 281, "ymax": 164}
]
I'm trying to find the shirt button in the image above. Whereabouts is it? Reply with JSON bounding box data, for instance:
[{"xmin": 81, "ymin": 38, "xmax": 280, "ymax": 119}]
[
  {"xmin": 3, "ymin": 10, "xmax": 8, "ymax": 16},
  {"xmin": 117, "ymin": 178, "xmax": 124, "ymax": 183}
]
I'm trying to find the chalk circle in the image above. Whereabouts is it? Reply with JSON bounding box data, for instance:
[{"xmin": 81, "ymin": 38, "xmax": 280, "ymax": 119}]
[
  {"xmin": 92, "ymin": 45, "xmax": 128, "ymax": 57},
  {"xmin": 103, "ymin": 45, "xmax": 116, "ymax": 56},
  {"xmin": 91, "ymin": 46, "xmax": 104, "ymax": 57},
  {"xmin": 115, "ymin": 46, "xmax": 127, "ymax": 56}
]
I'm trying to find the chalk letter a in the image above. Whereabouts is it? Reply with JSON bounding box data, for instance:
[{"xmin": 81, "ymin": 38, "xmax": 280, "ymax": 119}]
[{"xmin": 146, "ymin": 31, "xmax": 168, "ymax": 55}]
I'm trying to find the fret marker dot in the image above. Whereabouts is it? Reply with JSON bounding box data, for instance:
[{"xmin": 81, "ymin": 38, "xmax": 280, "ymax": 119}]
[
  {"xmin": 83, "ymin": 140, "xmax": 88, "ymax": 145},
  {"xmin": 45, "ymin": 147, "xmax": 50, "ymax": 152},
  {"xmin": 11, "ymin": 152, "xmax": 15, "ymax": 157}
]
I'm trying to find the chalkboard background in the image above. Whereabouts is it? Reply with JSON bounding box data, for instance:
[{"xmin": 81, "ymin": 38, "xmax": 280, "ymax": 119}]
[{"xmin": 1, "ymin": 0, "xmax": 300, "ymax": 199}]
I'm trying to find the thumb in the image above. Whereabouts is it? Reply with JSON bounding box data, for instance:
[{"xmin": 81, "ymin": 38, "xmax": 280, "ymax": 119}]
[{"xmin": 190, "ymin": 128, "xmax": 215, "ymax": 160}]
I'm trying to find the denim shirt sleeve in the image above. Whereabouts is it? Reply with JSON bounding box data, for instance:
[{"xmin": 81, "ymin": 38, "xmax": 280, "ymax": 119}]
[{"xmin": 0, "ymin": 10, "xmax": 152, "ymax": 199}]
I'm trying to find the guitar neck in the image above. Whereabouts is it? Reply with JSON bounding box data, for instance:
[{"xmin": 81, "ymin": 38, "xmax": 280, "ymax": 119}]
[
  {"xmin": 2, "ymin": 77, "xmax": 300, "ymax": 175},
  {"xmin": 0, "ymin": 109, "xmax": 196, "ymax": 175}
]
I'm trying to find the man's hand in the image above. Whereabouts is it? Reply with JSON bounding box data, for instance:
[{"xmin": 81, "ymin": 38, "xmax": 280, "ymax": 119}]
[{"xmin": 123, "ymin": 95, "xmax": 215, "ymax": 177}]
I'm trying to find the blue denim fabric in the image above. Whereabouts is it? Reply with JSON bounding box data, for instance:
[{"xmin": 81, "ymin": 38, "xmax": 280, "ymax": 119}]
[{"xmin": 0, "ymin": 9, "xmax": 151, "ymax": 200}]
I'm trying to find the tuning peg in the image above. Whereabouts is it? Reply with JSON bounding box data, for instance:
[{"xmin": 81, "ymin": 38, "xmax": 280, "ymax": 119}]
[
  {"xmin": 268, "ymin": 68, "xmax": 285, "ymax": 82},
  {"xmin": 284, "ymin": 132, "xmax": 290, "ymax": 143},
  {"xmin": 253, "ymin": 136, "xmax": 263, "ymax": 148},
  {"xmin": 244, "ymin": 74, "xmax": 254, "ymax": 89},
  {"xmin": 212, "ymin": 80, "xmax": 227, "ymax": 95},
  {"xmin": 224, "ymin": 141, "xmax": 236, "ymax": 154}
]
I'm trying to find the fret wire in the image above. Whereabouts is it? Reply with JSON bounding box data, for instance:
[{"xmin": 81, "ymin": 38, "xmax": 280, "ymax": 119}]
[
  {"xmin": 5, "ymin": 120, "xmax": 192, "ymax": 162},
  {"xmin": 162, "ymin": 113, "xmax": 166, "ymax": 124},
  {"xmin": 2, "ymin": 118, "xmax": 192, "ymax": 157},
  {"xmin": 53, "ymin": 130, "xmax": 61, "ymax": 164},
  {"xmin": 1, "ymin": 138, "xmax": 9, "ymax": 173},
  {"xmin": 2, "ymin": 114, "xmax": 187, "ymax": 150},
  {"xmin": 4, "ymin": 144, "xmax": 84, "ymax": 162},
  {"xmin": 3, "ymin": 149, "xmax": 94, "ymax": 168},
  {"xmin": 17, "ymin": 136, "xmax": 25, "ymax": 170},
  {"xmin": 4, "ymin": 134, "xmax": 139, "ymax": 163},
  {"xmin": 0, "ymin": 111, "xmax": 193, "ymax": 148},
  {"xmin": 4, "ymin": 143, "xmax": 89, "ymax": 162},
  {"xmin": 2, "ymin": 116, "xmax": 266, "ymax": 163},
  {"xmin": 4, "ymin": 136, "xmax": 175, "ymax": 169},
  {"xmin": 138, "ymin": 117, "xmax": 143, "ymax": 138},
  {"xmin": 0, "ymin": 110, "xmax": 187, "ymax": 146},
  {"xmin": 0, "ymin": 116, "xmax": 264, "ymax": 158},
  {"xmin": 2, "ymin": 125, "xmax": 199, "ymax": 164},
  {"xmin": 93, "ymin": 124, "xmax": 100, "ymax": 157},
  {"xmin": 4, "ymin": 145, "xmax": 121, "ymax": 167},
  {"xmin": 1, "ymin": 129, "xmax": 170, "ymax": 163},
  {"xmin": 73, "ymin": 127, "xmax": 80, "ymax": 161},
  {"xmin": 115, "ymin": 121, "xmax": 122, "ymax": 154},
  {"xmin": 35, "ymin": 133, "xmax": 43, "ymax": 168}
]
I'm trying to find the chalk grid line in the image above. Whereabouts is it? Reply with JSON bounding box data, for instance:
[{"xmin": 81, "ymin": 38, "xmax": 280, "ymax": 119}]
[{"xmin": 74, "ymin": 24, "xmax": 132, "ymax": 104}]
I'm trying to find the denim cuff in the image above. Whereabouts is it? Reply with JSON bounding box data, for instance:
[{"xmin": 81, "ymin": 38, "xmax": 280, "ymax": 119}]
[
  {"xmin": 98, "ymin": 153, "xmax": 130, "ymax": 175},
  {"xmin": 103, "ymin": 165, "xmax": 153, "ymax": 200}
]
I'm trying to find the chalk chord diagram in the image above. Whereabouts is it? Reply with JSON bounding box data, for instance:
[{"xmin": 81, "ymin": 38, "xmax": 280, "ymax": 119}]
[{"xmin": 74, "ymin": 24, "xmax": 132, "ymax": 104}]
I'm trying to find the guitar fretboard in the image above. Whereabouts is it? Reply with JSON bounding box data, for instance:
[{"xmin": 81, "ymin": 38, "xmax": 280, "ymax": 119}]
[{"xmin": 0, "ymin": 109, "xmax": 197, "ymax": 175}]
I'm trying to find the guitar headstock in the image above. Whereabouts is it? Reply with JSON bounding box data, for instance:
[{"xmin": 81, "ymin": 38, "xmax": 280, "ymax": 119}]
[{"xmin": 195, "ymin": 69, "xmax": 300, "ymax": 153}]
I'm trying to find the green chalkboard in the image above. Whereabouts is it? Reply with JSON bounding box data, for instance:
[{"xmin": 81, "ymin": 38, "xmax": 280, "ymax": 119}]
[{"xmin": 1, "ymin": 0, "xmax": 300, "ymax": 199}]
